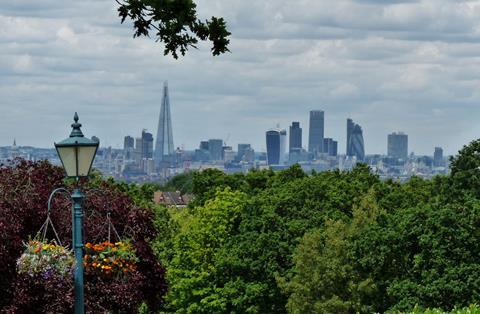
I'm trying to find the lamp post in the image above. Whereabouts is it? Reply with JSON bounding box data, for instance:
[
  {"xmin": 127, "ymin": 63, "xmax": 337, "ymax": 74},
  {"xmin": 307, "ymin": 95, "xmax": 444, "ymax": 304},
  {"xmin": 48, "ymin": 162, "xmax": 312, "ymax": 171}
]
[{"xmin": 54, "ymin": 112, "xmax": 99, "ymax": 314}]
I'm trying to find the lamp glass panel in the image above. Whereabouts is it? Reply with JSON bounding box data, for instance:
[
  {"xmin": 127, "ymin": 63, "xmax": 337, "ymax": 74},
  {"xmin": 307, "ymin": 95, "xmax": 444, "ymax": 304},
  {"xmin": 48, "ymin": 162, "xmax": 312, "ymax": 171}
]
[
  {"xmin": 77, "ymin": 146, "xmax": 97, "ymax": 176},
  {"xmin": 57, "ymin": 146, "xmax": 77, "ymax": 177}
]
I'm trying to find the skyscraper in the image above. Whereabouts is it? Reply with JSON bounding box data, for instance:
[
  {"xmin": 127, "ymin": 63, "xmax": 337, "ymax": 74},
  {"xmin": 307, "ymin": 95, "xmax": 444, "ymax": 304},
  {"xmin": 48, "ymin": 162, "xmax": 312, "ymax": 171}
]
[
  {"xmin": 434, "ymin": 147, "xmax": 444, "ymax": 167},
  {"xmin": 388, "ymin": 132, "xmax": 408, "ymax": 160},
  {"xmin": 308, "ymin": 110, "xmax": 324, "ymax": 155},
  {"xmin": 155, "ymin": 81, "xmax": 174, "ymax": 169},
  {"xmin": 289, "ymin": 122, "xmax": 302, "ymax": 153},
  {"xmin": 141, "ymin": 130, "xmax": 154, "ymax": 159},
  {"xmin": 266, "ymin": 130, "xmax": 281, "ymax": 165},
  {"xmin": 208, "ymin": 139, "xmax": 223, "ymax": 161},
  {"xmin": 323, "ymin": 138, "xmax": 338, "ymax": 157},
  {"xmin": 279, "ymin": 129, "xmax": 287, "ymax": 164},
  {"xmin": 346, "ymin": 119, "xmax": 365, "ymax": 161},
  {"xmin": 123, "ymin": 136, "xmax": 135, "ymax": 160},
  {"xmin": 346, "ymin": 118, "xmax": 354, "ymax": 156}
]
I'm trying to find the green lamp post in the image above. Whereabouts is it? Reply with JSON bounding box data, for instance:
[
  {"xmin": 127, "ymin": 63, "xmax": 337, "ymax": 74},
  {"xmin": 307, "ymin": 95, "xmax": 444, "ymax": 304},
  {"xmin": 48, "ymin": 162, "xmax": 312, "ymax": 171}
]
[{"xmin": 55, "ymin": 112, "xmax": 99, "ymax": 314}]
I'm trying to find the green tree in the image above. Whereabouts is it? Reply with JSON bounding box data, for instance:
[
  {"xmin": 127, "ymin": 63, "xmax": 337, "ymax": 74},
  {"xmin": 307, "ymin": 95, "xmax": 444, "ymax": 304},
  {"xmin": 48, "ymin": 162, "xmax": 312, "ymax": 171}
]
[
  {"xmin": 279, "ymin": 189, "xmax": 382, "ymax": 314},
  {"xmin": 116, "ymin": 0, "xmax": 230, "ymax": 58},
  {"xmin": 166, "ymin": 188, "xmax": 248, "ymax": 313},
  {"xmin": 449, "ymin": 139, "xmax": 480, "ymax": 198}
]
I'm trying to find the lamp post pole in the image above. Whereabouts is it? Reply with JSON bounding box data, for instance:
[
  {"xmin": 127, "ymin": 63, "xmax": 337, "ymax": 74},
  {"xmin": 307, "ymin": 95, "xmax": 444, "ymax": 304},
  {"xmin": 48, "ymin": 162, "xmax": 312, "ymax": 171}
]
[
  {"xmin": 72, "ymin": 187, "xmax": 85, "ymax": 314},
  {"xmin": 55, "ymin": 113, "xmax": 99, "ymax": 314}
]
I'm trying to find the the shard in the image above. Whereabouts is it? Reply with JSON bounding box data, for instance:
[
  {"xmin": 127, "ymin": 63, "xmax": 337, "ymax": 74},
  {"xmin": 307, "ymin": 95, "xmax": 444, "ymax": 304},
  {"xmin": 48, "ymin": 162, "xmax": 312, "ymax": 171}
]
[{"xmin": 155, "ymin": 81, "xmax": 174, "ymax": 169}]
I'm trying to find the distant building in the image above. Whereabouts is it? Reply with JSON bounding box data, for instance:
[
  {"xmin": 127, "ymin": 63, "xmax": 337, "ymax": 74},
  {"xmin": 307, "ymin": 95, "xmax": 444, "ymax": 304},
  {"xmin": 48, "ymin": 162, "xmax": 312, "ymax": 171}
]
[
  {"xmin": 243, "ymin": 147, "xmax": 255, "ymax": 163},
  {"xmin": 223, "ymin": 147, "xmax": 236, "ymax": 163},
  {"xmin": 208, "ymin": 139, "xmax": 223, "ymax": 161},
  {"xmin": 346, "ymin": 119, "xmax": 354, "ymax": 156},
  {"xmin": 200, "ymin": 141, "xmax": 209, "ymax": 151},
  {"xmin": 279, "ymin": 129, "xmax": 287, "ymax": 164},
  {"xmin": 388, "ymin": 132, "xmax": 408, "ymax": 160},
  {"xmin": 124, "ymin": 136, "xmax": 135, "ymax": 160},
  {"xmin": 434, "ymin": 147, "xmax": 444, "ymax": 167},
  {"xmin": 155, "ymin": 81, "xmax": 175, "ymax": 169},
  {"xmin": 237, "ymin": 144, "xmax": 251, "ymax": 161},
  {"xmin": 266, "ymin": 130, "xmax": 281, "ymax": 165},
  {"xmin": 141, "ymin": 130, "xmax": 154, "ymax": 159},
  {"xmin": 323, "ymin": 138, "xmax": 338, "ymax": 157},
  {"xmin": 346, "ymin": 119, "xmax": 365, "ymax": 161},
  {"xmin": 289, "ymin": 122, "xmax": 302, "ymax": 153},
  {"xmin": 134, "ymin": 137, "xmax": 142, "ymax": 164},
  {"xmin": 153, "ymin": 191, "xmax": 193, "ymax": 208},
  {"xmin": 308, "ymin": 110, "xmax": 324, "ymax": 155},
  {"xmin": 10, "ymin": 139, "xmax": 19, "ymax": 159}
]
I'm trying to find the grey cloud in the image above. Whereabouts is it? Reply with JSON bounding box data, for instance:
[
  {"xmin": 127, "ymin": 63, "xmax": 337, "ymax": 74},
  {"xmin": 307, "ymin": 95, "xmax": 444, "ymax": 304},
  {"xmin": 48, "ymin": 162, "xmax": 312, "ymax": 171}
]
[{"xmin": 1, "ymin": 0, "xmax": 480, "ymax": 155}]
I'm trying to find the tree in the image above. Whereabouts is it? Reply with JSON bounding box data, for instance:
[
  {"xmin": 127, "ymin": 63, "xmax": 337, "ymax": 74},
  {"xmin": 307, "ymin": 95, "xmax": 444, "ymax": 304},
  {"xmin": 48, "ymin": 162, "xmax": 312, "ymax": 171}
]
[
  {"xmin": 116, "ymin": 0, "xmax": 231, "ymax": 58},
  {"xmin": 279, "ymin": 189, "xmax": 382, "ymax": 314},
  {"xmin": 449, "ymin": 139, "xmax": 480, "ymax": 198},
  {"xmin": 0, "ymin": 160, "xmax": 167, "ymax": 312}
]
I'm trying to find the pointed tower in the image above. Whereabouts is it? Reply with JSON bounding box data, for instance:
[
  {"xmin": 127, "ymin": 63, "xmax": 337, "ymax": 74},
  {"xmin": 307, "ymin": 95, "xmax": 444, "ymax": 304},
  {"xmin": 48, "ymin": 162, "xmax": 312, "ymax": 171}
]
[{"xmin": 155, "ymin": 81, "xmax": 174, "ymax": 169}]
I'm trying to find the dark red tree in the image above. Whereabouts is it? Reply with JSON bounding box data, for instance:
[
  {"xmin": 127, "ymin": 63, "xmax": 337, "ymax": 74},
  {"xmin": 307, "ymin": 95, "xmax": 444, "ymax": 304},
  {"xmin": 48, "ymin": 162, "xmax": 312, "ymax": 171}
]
[{"xmin": 0, "ymin": 159, "xmax": 167, "ymax": 313}]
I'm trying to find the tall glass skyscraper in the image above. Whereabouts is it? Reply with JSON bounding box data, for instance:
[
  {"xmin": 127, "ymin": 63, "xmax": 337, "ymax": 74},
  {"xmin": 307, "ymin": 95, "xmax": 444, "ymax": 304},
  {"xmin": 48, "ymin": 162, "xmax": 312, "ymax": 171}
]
[
  {"xmin": 266, "ymin": 130, "xmax": 281, "ymax": 165},
  {"xmin": 388, "ymin": 132, "xmax": 408, "ymax": 160},
  {"xmin": 346, "ymin": 119, "xmax": 365, "ymax": 161},
  {"xmin": 141, "ymin": 130, "xmax": 154, "ymax": 159},
  {"xmin": 433, "ymin": 147, "xmax": 444, "ymax": 167},
  {"xmin": 155, "ymin": 81, "xmax": 174, "ymax": 169},
  {"xmin": 289, "ymin": 122, "xmax": 302, "ymax": 153},
  {"xmin": 308, "ymin": 110, "xmax": 324, "ymax": 155}
]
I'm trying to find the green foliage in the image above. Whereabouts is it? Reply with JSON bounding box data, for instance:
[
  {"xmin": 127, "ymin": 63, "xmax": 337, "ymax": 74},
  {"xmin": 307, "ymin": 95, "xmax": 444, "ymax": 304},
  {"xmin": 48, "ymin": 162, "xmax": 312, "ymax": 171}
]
[
  {"xmin": 449, "ymin": 139, "xmax": 480, "ymax": 198},
  {"xmin": 156, "ymin": 164, "xmax": 385, "ymax": 313},
  {"xmin": 148, "ymin": 138, "xmax": 480, "ymax": 313},
  {"xmin": 163, "ymin": 171, "xmax": 194, "ymax": 194},
  {"xmin": 116, "ymin": 0, "xmax": 231, "ymax": 58},
  {"xmin": 111, "ymin": 180, "xmax": 160, "ymax": 207},
  {"xmin": 391, "ymin": 304, "xmax": 480, "ymax": 313},
  {"xmin": 279, "ymin": 189, "xmax": 382, "ymax": 314},
  {"xmin": 165, "ymin": 188, "xmax": 248, "ymax": 313}
]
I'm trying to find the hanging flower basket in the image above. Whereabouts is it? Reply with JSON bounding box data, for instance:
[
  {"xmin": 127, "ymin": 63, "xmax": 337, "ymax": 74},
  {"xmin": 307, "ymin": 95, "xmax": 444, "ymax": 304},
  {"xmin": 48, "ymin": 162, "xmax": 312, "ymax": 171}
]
[
  {"xmin": 84, "ymin": 241, "xmax": 138, "ymax": 277},
  {"xmin": 16, "ymin": 239, "xmax": 75, "ymax": 278}
]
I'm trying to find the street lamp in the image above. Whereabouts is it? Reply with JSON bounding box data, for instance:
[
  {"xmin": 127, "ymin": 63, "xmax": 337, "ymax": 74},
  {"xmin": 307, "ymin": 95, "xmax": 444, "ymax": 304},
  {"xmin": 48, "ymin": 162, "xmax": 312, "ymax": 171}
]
[{"xmin": 55, "ymin": 112, "xmax": 99, "ymax": 314}]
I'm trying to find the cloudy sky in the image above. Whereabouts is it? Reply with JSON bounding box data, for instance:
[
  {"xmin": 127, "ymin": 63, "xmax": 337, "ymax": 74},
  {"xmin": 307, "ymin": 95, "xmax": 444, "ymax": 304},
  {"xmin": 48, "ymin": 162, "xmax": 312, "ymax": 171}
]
[{"xmin": 2, "ymin": 0, "xmax": 480, "ymax": 155}]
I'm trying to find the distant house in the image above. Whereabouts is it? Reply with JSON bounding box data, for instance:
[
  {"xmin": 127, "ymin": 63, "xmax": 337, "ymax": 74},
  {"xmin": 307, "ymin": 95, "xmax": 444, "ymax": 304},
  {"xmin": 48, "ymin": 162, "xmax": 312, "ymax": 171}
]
[{"xmin": 153, "ymin": 191, "xmax": 193, "ymax": 208}]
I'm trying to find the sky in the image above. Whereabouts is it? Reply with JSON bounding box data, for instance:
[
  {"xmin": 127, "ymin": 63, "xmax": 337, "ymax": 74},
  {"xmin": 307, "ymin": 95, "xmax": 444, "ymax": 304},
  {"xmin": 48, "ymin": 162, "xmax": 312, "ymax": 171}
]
[{"xmin": 2, "ymin": 0, "xmax": 480, "ymax": 155}]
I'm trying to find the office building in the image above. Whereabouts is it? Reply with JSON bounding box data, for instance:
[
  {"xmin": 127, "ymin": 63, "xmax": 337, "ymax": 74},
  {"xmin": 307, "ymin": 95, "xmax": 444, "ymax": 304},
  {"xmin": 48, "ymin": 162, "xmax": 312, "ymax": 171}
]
[
  {"xmin": 124, "ymin": 136, "xmax": 135, "ymax": 160},
  {"xmin": 141, "ymin": 130, "xmax": 154, "ymax": 159},
  {"xmin": 346, "ymin": 119, "xmax": 354, "ymax": 156},
  {"xmin": 243, "ymin": 147, "xmax": 255, "ymax": 163},
  {"xmin": 237, "ymin": 144, "xmax": 251, "ymax": 161},
  {"xmin": 388, "ymin": 132, "xmax": 408, "ymax": 160},
  {"xmin": 279, "ymin": 129, "xmax": 287, "ymax": 164},
  {"xmin": 308, "ymin": 110, "xmax": 324, "ymax": 155},
  {"xmin": 208, "ymin": 139, "xmax": 223, "ymax": 161},
  {"xmin": 289, "ymin": 122, "xmax": 302, "ymax": 153},
  {"xmin": 346, "ymin": 119, "xmax": 365, "ymax": 161},
  {"xmin": 134, "ymin": 137, "xmax": 142, "ymax": 164},
  {"xmin": 323, "ymin": 138, "xmax": 338, "ymax": 157},
  {"xmin": 434, "ymin": 147, "xmax": 444, "ymax": 167},
  {"xmin": 200, "ymin": 141, "xmax": 209, "ymax": 151},
  {"xmin": 155, "ymin": 81, "xmax": 175, "ymax": 168},
  {"xmin": 266, "ymin": 130, "xmax": 280, "ymax": 165}
]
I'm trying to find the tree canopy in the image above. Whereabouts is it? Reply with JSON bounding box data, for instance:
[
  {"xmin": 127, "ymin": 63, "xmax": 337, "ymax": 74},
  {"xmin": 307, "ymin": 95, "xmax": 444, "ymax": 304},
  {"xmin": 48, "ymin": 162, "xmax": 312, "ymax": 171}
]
[{"xmin": 116, "ymin": 0, "xmax": 231, "ymax": 58}]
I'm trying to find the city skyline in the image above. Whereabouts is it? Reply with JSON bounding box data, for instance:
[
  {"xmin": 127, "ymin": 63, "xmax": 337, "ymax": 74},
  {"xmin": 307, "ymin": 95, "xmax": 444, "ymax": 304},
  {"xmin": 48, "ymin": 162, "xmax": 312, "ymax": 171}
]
[
  {"xmin": 1, "ymin": 111, "xmax": 447, "ymax": 158},
  {"xmin": 2, "ymin": 1, "xmax": 480, "ymax": 155}
]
